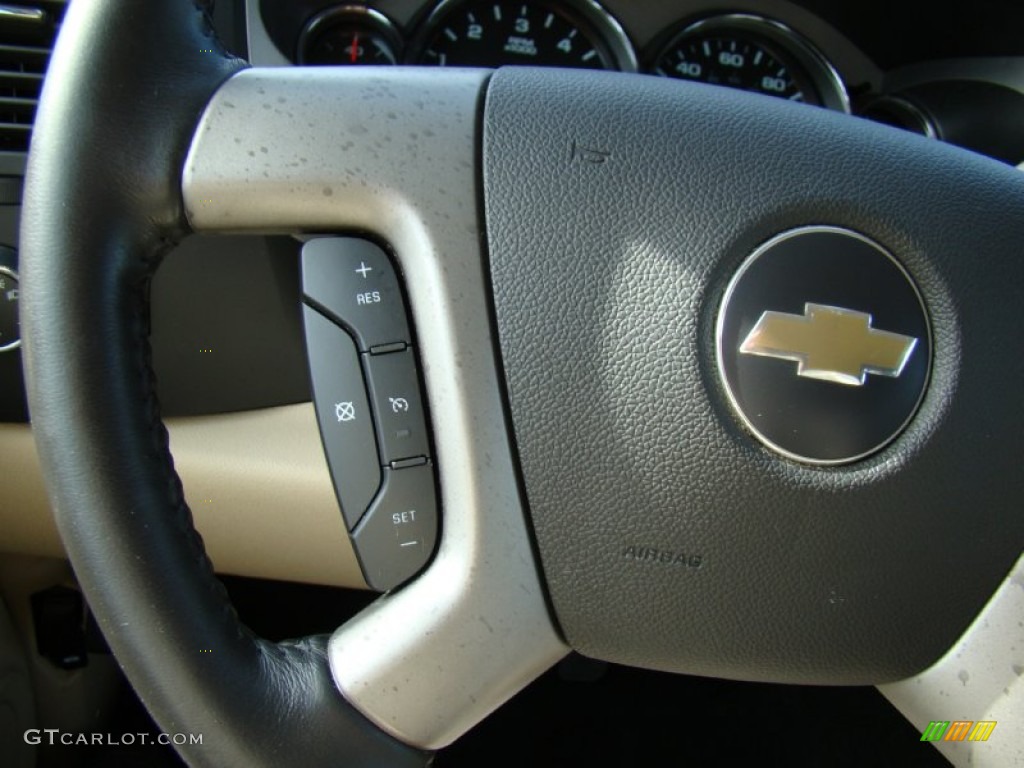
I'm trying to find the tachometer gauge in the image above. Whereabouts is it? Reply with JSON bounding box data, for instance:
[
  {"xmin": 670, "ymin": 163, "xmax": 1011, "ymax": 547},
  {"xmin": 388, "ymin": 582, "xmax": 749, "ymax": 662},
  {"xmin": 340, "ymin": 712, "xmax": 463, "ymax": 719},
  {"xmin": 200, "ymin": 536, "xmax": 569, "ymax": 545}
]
[
  {"xmin": 410, "ymin": 0, "xmax": 636, "ymax": 71},
  {"xmin": 649, "ymin": 14, "xmax": 849, "ymax": 112},
  {"xmin": 298, "ymin": 6, "xmax": 403, "ymax": 66}
]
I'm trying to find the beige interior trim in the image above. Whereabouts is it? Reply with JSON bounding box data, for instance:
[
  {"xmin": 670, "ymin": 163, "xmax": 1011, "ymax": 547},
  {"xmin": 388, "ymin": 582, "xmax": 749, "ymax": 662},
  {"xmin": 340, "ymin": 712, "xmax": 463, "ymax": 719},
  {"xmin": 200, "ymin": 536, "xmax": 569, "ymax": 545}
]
[
  {"xmin": 0, "ymin": 423, "xmax": 63, "ymax": 560},
  {"xmin": 0, "ymin": 404, "xmax": 366, "ymax": 588}
]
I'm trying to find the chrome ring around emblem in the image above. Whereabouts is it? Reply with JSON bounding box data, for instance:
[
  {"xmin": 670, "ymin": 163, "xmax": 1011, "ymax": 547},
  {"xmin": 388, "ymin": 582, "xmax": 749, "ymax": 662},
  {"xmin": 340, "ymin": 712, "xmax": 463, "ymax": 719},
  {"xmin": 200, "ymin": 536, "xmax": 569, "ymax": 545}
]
[{"xmin": 716, "ymin": 226, "xmax": 932, "ymax": 465}]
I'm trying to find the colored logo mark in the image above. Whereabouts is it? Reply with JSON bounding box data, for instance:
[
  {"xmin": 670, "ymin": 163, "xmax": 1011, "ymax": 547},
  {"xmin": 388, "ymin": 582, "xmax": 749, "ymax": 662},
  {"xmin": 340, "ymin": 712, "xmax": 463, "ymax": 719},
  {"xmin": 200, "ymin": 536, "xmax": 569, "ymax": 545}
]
[{"xmin": 920, "ymin": 720, "xmax": 996, "ymax": 742}]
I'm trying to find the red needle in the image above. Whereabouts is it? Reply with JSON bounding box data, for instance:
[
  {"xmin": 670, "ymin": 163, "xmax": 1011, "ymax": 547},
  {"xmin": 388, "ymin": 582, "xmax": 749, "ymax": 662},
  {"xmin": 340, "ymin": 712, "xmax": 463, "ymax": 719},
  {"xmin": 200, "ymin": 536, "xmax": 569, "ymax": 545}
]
[{"xmin": 350, "ymin": 34, "xmax": 358, "ymax": 63}]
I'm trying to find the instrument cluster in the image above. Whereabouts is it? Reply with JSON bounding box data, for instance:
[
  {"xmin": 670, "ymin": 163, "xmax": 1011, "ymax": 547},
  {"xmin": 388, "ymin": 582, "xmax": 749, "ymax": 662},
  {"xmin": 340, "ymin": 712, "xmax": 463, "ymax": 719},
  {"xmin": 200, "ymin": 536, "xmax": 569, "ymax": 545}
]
[
  {"xmin": 294, "ymin": 1, "xmax": 849, "ymax": 112},
  {"xmin": 252, "ymin": 0, "xmax": 1024, "ymax": 160}
]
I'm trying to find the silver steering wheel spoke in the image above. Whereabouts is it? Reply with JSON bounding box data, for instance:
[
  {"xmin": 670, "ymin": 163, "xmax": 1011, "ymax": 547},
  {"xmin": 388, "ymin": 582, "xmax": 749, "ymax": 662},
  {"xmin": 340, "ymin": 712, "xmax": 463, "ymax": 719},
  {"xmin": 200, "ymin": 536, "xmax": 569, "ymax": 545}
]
[{"xmin": 183, "ymin": 67, "xmax": 568, "ymax": 749}]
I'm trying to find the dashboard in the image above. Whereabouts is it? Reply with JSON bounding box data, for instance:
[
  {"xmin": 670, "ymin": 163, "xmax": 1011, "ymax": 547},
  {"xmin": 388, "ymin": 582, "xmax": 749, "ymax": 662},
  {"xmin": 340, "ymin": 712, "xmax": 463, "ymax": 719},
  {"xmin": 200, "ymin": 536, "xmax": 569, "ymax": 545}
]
[
  {"xmin": 2, "ymin": 0, "xmax": 1023, "ymax": 430},
  {"xmin": 248, "ymin": 0, "xmax": 1024, "ymax": 163},
  {"xmin": 0, "ymin": 2, "xmax": 1020, "ymax": 583},
  {"xmin": 0, "ymin": 0, "xmax": 1021, "ymax": 628},
  {"xmin": 1, "ymin": 1, "xmax": 1023, "ymax": 766}
]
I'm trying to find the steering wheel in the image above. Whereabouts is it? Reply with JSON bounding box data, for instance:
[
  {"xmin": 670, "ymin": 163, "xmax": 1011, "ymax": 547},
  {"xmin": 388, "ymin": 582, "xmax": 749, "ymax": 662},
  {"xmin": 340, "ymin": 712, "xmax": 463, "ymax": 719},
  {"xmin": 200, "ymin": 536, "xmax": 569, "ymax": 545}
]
[{"xmin": 19, "ymin": 1, "xmax": 1024, "ymax": 765}]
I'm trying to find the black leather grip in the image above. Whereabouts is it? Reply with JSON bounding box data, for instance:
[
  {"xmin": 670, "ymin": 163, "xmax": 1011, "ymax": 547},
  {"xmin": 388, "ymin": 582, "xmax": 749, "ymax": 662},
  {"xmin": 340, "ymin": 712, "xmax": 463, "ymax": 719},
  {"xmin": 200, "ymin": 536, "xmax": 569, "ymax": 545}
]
[{"xmin": 20, "ymin": 1, "xmax": 431, "ymax": 765}]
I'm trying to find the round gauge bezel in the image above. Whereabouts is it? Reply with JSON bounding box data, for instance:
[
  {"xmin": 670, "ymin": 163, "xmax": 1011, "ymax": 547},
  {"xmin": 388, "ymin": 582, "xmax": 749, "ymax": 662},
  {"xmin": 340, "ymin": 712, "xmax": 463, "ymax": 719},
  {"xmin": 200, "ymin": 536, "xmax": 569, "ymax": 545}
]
[
  {"xmin": 715, "ymin": 226, "xmax": 931, "ymax": 466},
  {"xmin": 406, "ymin": 0, "xmax": 637, "ymax": 72},
  {"xmin": 860, "ymin": 95, "xmax": 939, "ymax": 139},
  {"xmin": 647, "ymin": 13, "xmax": 850, "ymax": 112},
  {"xmin": 0, "ymin": 265, "xmax": 20, "ymax": 353},
  {"xmin": 297, "ymin": 5, "xmax": 404, "ymax": 66}
]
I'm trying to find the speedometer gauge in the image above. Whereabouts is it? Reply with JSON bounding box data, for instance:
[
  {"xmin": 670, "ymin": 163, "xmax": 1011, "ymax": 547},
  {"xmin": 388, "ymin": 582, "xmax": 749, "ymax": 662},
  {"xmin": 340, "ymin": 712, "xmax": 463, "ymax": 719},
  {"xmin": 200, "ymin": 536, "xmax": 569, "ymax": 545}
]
[
  {"xmin": 649, "ymin": 14, "xmax": 849, "ymax": 112},
  {"xmin": 409, "ymin": 0, "xmax": 637, "ymax": 71}
]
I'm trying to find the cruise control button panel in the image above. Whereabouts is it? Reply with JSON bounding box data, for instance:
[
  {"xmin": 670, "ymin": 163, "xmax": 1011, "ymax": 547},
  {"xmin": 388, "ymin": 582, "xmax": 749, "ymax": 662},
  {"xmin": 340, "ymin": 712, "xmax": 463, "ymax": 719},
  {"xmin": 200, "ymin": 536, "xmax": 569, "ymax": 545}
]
[
  {"xmin": 301, "ymin": 237, "xmax": 411, "ymax": 351},
  {"xmin": 301, "ymin": 238, "xmax": 438, "ymax": 591},
  {"xmin": 351, "ymin": 465, "xmax": 438, "ymax": 593}
]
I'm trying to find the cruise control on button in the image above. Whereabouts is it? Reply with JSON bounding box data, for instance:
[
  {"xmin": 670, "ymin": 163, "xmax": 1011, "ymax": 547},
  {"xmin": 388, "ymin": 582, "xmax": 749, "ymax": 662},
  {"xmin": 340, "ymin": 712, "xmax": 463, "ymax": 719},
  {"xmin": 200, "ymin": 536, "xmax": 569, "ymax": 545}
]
[
  {"xmin": 364, "ymin": 348, "xmax": 430, "ymax": 464},
  {"xmin": 301, "ymin": 237, "xmax": 411, "ymax": 351}
]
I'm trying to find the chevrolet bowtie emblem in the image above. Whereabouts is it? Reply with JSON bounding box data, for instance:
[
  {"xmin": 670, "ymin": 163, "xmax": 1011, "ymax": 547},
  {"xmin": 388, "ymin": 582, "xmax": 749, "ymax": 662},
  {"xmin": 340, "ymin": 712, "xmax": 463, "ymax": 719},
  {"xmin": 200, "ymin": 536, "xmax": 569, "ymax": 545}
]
[{"xmin": 739, "ymin": 303, "xmax": 918, "ymax": 387}]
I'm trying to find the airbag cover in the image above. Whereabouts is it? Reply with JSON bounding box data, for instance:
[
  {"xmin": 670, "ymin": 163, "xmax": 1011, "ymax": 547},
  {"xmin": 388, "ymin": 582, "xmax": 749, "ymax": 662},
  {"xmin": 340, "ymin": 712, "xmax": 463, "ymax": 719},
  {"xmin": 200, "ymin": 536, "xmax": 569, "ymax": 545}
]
[{"xmin": 482, "ymin": 68, "xmax": 1024, "ymax": 683}]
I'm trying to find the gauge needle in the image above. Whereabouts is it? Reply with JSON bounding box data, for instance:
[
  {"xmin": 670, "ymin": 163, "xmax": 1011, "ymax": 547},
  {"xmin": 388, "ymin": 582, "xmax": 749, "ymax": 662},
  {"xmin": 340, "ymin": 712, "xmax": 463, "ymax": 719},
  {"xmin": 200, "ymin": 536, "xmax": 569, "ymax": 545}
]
[{"xmin": 350, "ymin": 34, "xmax": 358, "ymax": 63}]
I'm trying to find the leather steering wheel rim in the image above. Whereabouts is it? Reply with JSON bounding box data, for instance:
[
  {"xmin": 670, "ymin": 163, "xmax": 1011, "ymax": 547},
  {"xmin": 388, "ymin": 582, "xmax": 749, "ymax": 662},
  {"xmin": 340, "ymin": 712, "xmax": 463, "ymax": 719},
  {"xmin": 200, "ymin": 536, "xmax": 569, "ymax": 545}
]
[{"xmin": 19, "ymin": 1, "xmax": 430, "ymax": 764}]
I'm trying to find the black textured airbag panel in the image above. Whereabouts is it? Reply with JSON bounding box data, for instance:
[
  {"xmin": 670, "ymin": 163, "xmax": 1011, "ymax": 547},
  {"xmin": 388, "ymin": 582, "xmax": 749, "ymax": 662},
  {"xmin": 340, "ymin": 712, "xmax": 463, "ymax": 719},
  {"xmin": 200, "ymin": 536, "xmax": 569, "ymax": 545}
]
[{"xmin": 482, "ymin": 67, "xmax": 1024, "ymax": 683}]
